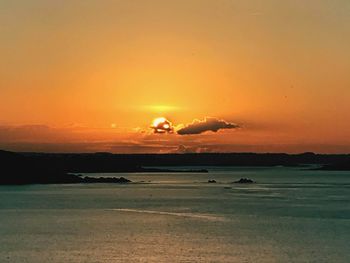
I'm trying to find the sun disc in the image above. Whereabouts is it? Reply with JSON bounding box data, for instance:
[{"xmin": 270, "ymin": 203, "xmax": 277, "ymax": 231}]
[{"xmin": 152, "ymin": 117, "xmax": 166, "ymax": 127}]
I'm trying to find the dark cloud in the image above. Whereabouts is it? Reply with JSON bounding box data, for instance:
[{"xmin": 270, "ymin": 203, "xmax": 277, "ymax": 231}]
[{"xmin": 177, "ymin": 117, "xmax": 239, "ymax": 135}]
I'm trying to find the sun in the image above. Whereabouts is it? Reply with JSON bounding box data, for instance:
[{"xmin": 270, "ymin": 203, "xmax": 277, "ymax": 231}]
[
  {"xmin": 151, "ymin": 117, "xmax": 173, "ymax": 133},
  {"xmin": 152, "ymin": 117, "xmax": 167, "ymax": 127}
]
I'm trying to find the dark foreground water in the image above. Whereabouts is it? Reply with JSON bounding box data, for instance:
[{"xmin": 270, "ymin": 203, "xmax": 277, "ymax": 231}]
[{"xmin": 0, "ymin": 167, "xmax": 350, "ymax": 262}]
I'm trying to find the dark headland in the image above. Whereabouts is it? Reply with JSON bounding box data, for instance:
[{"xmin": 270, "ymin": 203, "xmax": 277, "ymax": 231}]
[{"xmin": 0, "ymin": 150, "xmax": 349, "ymax": 185}]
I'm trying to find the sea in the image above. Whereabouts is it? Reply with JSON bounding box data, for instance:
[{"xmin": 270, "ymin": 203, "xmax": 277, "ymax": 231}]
[{"xmin": 0, "ymin": 166, "xmax": 349, "ymax": 262}]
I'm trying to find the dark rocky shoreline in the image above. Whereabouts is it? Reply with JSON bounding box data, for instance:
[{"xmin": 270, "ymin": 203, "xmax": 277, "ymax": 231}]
[
  {"xmin": 1, "ymin": 149, "xmax": 349, "ymax": 185},
  {"xmin": 0, "ymin": 150, "xmax": 208, "ymax": 185}
]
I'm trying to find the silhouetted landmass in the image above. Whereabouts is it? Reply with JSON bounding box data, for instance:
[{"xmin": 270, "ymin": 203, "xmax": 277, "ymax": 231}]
[
  {"xmin": 0, "ymin": 150, "xmax": 132, "ymax": 185},
  {"xmin": 139, "ymin": 168, "xmax": 208, "ymax": 173},
  {"xmin": 82, "ymin": 176, "xmax": 131, "ymax": 183},
  {"xmin": 0, "ymin": 150, "xmax": 349, "ymax": 185},
  {"xmin": 0, "ymin": 150, "xmax": 208, "ymax": 185}
]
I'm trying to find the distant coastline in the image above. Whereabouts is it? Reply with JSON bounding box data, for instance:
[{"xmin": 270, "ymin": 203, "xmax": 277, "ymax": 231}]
[{"xmin": 1, "ymin": 150, "xmax": 349, "ymax": 185}]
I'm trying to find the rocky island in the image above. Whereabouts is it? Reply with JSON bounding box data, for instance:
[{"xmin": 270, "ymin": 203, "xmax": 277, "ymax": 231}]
[{"xmin": 233, "ymin": 178, "xmax": 255, "ymax": 184}]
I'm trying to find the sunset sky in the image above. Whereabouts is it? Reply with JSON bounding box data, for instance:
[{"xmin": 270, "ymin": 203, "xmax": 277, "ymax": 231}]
[{"xmin": 1, "ymin": 0, "xmax": 350, "ymax": 153}]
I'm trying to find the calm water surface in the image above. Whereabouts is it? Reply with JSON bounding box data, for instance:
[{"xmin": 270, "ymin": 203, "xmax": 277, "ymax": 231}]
[{"xmin": 0, "ymin": 167, "xmax": 350, "ymax": 262}]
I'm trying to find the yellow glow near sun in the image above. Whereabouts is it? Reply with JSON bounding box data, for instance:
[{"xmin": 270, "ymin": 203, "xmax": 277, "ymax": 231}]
[
  {"xmin": 152, "ymin": 117, "xmax": 166, "ymax": 127},
  {"xmin": 145, "ymin": 105, "xmax": 180, "ymax": 113}
]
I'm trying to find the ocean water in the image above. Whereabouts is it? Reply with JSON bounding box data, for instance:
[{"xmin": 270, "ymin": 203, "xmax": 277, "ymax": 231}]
[{"xmin": 0, "ymin": 167, "xmax": 350, "ymax": 262}]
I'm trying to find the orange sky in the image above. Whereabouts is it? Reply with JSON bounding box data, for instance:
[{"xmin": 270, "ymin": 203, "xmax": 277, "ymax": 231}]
[{"xmin": 1, "ymin": 0, "xmax": 350, "ymax": 153}]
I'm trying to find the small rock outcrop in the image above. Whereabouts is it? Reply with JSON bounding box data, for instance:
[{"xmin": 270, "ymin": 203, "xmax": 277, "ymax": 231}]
[{"xmin": 233, "ymin": 178, "xmax": 255, "ymax": 184}]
